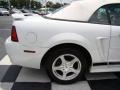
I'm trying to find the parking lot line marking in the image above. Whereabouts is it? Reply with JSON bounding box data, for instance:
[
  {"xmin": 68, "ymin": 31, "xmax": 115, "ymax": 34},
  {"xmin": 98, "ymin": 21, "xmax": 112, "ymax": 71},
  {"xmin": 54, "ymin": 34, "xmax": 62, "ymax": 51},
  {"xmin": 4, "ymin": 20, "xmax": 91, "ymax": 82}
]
[
  {"xmin": 16, "ymin": 67, "xmax": 51, "ymax": 83},
  {"xmin": 0, "ymin": 55, "xmax": 12, "ymax": 65},
  {"xmin": 52, "ymin": 81, "xmax": 91, "ymax": 90},
  {"xmin": 0, "ymin": 82, "xmax": 14, "ymax": 90}
]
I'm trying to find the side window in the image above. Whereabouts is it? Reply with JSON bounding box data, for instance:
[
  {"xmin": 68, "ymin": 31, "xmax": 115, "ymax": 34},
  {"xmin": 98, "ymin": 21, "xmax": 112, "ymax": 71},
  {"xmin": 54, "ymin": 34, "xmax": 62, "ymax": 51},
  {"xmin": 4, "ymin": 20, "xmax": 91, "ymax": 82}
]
[
  {"xmin": 89, "ymin": 7, "xmax": 109, "ymax": 24},
  {"xmin": 108, "ymin": 4, "xmax": 120, "ymax": 26}
]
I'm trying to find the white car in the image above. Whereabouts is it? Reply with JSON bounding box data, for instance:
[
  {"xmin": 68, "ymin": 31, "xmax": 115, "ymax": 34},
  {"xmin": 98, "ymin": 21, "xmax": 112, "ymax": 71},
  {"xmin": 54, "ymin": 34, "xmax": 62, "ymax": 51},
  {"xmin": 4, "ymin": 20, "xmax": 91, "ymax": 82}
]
[
  {"xmin": 11, "ymin": 8, "xmax": 22, "ymax": 14},
  {"xmin": 5, "ymin": 0, "xmax": 120, "ymax": 84},
  {"xmin": 0, "ymin": 8, "xmax": 9, "ymax": 16},
  {"xmin": 12, "ymin": 13, "xmax": 39, "ymax": 20}
]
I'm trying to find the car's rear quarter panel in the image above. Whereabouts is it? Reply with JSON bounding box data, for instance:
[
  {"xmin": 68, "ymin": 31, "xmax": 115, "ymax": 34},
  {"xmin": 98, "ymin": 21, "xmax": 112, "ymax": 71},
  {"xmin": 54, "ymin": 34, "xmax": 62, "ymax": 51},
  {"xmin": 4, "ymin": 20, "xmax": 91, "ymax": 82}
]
[{"xmin": 13, "ymin": 17, "xmax": 110, "ymax": 65}]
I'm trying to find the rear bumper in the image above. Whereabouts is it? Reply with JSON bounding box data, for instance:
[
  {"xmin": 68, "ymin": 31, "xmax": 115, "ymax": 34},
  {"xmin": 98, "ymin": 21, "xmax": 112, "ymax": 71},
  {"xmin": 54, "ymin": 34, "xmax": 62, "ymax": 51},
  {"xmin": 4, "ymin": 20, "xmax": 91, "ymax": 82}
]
[{"xmin": 5, "ymin": 37, "xmax": 49, "ymax": 69}]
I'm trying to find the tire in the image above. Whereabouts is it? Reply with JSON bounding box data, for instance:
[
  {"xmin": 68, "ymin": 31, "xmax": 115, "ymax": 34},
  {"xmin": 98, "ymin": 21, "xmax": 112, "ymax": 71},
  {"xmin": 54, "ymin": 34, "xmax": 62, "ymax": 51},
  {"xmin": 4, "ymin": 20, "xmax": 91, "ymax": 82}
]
[{"xmin": 46, "ymin": 47, "xmax": 87, "ymax": 84}]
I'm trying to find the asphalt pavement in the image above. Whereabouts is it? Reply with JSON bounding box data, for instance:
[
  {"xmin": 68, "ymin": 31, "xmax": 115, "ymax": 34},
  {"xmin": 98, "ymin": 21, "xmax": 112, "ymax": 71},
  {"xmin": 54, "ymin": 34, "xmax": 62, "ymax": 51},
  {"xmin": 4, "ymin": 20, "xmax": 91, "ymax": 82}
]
[
  {"xmin": 0, "ymin": 16, "xmax": 11, "ymax": 61},
  {"xmin": 0, "ymin": 16, "xmax": 13, "ymax": 30},
  {"xmin": 0, "ymin": 30, "xmax": 10, "ymax": 61}
]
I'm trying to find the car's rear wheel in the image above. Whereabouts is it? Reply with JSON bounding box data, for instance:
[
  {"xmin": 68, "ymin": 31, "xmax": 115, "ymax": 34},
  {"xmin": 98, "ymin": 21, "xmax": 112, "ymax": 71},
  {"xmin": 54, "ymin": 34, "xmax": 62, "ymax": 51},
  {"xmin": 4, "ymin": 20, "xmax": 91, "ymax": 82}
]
[{"xmin": 46, "ymin": 47, "xmax": 87, "ymax": 84}]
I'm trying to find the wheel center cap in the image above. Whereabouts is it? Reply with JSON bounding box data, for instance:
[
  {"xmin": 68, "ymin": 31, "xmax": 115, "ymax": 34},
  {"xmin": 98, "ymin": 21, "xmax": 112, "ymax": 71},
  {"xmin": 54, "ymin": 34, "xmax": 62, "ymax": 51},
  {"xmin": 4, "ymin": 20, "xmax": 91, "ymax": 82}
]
[{"xmin": 64, "ymin": 65, "xmax": 70, "ymax": 71}]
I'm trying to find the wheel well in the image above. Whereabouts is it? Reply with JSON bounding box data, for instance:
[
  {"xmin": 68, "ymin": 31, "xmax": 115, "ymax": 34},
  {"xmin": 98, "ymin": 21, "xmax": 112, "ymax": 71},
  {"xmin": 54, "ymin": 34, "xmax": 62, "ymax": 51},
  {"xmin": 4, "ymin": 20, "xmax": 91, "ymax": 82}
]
[{"xmin": 41, "ymin": 43, "xmax": 92, "ymax": 71}]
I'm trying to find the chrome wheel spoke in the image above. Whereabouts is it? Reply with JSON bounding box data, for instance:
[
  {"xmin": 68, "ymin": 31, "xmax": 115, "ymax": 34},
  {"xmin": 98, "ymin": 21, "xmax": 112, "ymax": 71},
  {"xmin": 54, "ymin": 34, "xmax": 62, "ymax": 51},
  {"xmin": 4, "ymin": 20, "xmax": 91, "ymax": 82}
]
[
  {"xmin": 67, "ymin": 58, "xmax": 78, "ymax": 67},
  {"xmin": 62, "ymin": 71, "xmax": 67, "ymax": 80},
  {"xmin": 53, "ymin": 65, "xmax": 64, "ymax": 71},
  {"xmin": 69, "ymin": 68, "xmax": 80, "ymax": 74},
  {"xmin": 59, "ymin": 55, "xmax": 67, "ymax": 66}
]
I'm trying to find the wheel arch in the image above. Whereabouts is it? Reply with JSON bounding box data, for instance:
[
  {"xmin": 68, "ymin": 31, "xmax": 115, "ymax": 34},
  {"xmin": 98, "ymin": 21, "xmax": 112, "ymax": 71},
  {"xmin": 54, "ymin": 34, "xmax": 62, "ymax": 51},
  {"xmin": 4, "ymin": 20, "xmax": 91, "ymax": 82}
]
[{"xmin": 41, "ymin": 43, "xmax": 92, "ymax": 72}]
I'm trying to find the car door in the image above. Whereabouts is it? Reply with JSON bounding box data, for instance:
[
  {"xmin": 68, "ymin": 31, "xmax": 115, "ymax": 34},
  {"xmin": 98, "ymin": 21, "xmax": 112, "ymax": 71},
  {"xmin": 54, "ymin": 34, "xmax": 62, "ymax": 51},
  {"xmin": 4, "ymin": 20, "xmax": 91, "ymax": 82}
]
[
  {"xmin": 89, "ymin": 5, "xmax": 111, "ymax": 63},
  {"xmin": 108, "ymin": 4, "xmax": 120, "ymax": 63}
]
